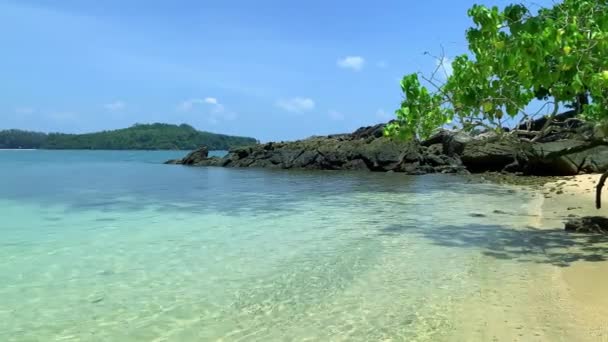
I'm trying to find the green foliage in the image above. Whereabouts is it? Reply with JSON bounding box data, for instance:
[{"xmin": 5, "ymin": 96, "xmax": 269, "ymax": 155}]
[
  {"xmin": 386, "ymin": 0, "xmax": 608, "ymax": 140},
  {"xmin": 0, "ymin": 123, "xmax": 257, "ymax": 150},
  {"xmin": 384, "ymin": 74, "xmax": 453, "ymax": 140},
  {"xmin": 0, "ymin": 130, "xmax": 47, "ymax": 149}
]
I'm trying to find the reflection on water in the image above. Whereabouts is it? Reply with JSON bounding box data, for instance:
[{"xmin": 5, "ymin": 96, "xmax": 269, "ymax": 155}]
[{"xmin": 0, "ymin": 151, "xmax": 606, "ymax": 341}]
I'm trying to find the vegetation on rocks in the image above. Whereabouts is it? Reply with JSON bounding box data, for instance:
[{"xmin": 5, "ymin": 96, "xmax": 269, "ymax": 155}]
[
  {"xmin": 0, "ymin": 123, "xmax": 257, "ymax": 150},
  {"xmin": 382, "ymin": 0, "xmax": 608, "ymax": 232},
  {"xmin": 385, "ymin": 0, "xmax": 608, "ymax": 141}
]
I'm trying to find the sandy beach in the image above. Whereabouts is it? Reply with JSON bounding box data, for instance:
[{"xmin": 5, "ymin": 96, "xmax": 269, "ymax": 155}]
[
  {"xmin": 447, "ymin": 174, "xmax": 608, "ymax": 341},
  {"xmin": 534, "ymin": 174, "xmax": 608, "ymax": 341},
  {"xmin": 543, "ymin": 174, "xmax": 608, "ymax": 216}
]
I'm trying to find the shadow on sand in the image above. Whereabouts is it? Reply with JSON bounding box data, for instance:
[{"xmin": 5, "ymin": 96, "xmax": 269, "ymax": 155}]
[{"xmin": 380, "ymin": 223, "xmax": 608, "ymax": 267}]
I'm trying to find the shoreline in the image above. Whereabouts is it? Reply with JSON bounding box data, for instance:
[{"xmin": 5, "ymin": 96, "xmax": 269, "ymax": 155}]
[
  {"xmin": 542, "ymin": 174, "xmax": 607, "ymax": 215},
  {"xmin": 447, "ymin": 175, "xmax": 608, "ymax": 341},
  {"xmin": 535, "ymin": 175, "xmax": 608, "ymax": 340}
]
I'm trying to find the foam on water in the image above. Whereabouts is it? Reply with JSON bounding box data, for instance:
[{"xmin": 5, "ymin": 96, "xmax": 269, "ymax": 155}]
[{"xmin": 0, "ymin": 151, "xmax": 605, "ymax": 341}]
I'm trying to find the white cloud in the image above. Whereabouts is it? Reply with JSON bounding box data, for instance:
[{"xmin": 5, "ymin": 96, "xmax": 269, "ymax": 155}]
[
  {"xmin": 15, "ymin": 107, "xmax": 35, "ymax": 115},
  {"xmin": 104, "ymin": 101, "xmax": 126, "ymax": 111},
  {"xmin": 376, "ymin": 60, "xmax": 388, "ymax": 68},
  {"xmin": 177, "ymin": 97, "xmax": 236, "ymax": 124},
  {"xmin": 204, "ymin": 97, "xmax": 218, "ymax": 105},
  {"xmin": 436, "ymin": 56, "xmax": 453, "ymax": 79},
  {"xmin": 337, "ymin": 56, "xmax": 365, "ymax": 71},
  {"xmin": 276, "ymin": 97, "xmax": 315, "ymax": 113},
  {"xmin": 328, "ymin": 110, "xmax": 345, "ymax": 121},
  {"xmin": 376, "ymin": 108, "xmax": 394, "ymax": 121}
]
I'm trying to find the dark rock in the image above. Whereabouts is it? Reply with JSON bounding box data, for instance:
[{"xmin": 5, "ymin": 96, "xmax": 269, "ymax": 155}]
[
  {"xmin": 565, "ymin": 216, "xmax": 608, "ymax": 234},
  {"xmin": 165, "ymin": 126, "xmax": 466, "ymax": 174},
  {"xmin": 518, "ymin": 110, "xmax": 577, "ymax": 131},
  {"xmin": 90, "ymin": 296, "xmax": 105, "ymax": 304},
  {"xmin": 165, "ymin": 146, "xmax": 209, "ymax": 165},
  {"xmin": 344, "ymin": 159, "xmax": 370, "ymax": 171},
  {"xmin": 351, "ymin": 123, "xmax": 388, "ymax": 140},
  {"xmin": 422, "ymin": 129, "xmax": 471, "ymax": 156},
  {"xmin": 460, "ymin": 136, "xmax": 529, "ymax": 172},
  {"xmin": 493, "ymin": 210, "xmax": 509, "ymax": 215},
  {"xmin": 525, "ymin": 139, "xmax": 608, "ymax": 175},
  {"xmin": 164, "ymin": 113, "xmax": 608, "ymax": 177},
  {"xmin": 445, "ymin": 131, "xmax": 473, "ymax": 156},
  {"xmin": 426, "ymin": 143, "xmax": 443, "ymax": 156},
  {"xmin": 469, "ymin": 213, "xmax": 487, "ymax": 218}
]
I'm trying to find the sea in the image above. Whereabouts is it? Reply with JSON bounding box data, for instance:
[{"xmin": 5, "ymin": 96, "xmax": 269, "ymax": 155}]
[{"xmin": 0, "ymin": 150, "xmax": 605, "ymax": 341}]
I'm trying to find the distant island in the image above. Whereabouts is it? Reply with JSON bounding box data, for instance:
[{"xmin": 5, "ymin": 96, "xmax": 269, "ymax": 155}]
[{"xmin": 0, "ymin": 123, "xmax": 257, "ymax": 150}]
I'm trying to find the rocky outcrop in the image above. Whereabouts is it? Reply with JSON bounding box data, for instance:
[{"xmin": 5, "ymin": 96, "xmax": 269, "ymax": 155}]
[
  {"xmin": 166, "ymin": 114, "xmax": 608, "ymax": 176},
  {"xmin": 167, "ymin": 132, "xmax": 466, "ymax": 174}
]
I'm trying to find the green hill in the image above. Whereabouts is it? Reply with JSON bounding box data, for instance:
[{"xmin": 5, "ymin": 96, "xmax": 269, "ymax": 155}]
[{"xmin": 0, "ymin": 123, "xmax": 257, "ymax": 150}]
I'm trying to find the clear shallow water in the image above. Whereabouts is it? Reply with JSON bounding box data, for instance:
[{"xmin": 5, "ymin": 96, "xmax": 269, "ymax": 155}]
[{"xmin": 0, "ymin": 150, "xmax": 603, "ymax": 341}]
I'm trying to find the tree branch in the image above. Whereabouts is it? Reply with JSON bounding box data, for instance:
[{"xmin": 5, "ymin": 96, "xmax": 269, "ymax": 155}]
[{"xmin": 596, "ymin": 171, "xmax": 608, "ymax": 209}]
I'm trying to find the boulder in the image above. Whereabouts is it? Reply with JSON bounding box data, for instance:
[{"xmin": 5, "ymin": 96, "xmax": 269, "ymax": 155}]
[
  {"xmin": 525, "ymin": 139, "xmax": 608, "ymax": 175},
  {"xmin": 351, "ymin": 123, "xmax": 389, "ymax": 140},
  {"xmin": 164, "ymin": 146, "xmax": 209, "ymax": 165},
  {"xmin": 460, "ymin": 136, "xmax": 528, "ymax": 173},
  {"xmin": 517, "ymin": 110, "xmax": 577, "ymax": 131},
  {"xmin": 578, "ymin": 146, "xmax": 608, "ymax": 173},
  {"xmin": 181, "ymin": 146, "xmax": 209, "ymax": 165},
  {"xmin": 422, "ymin": 129, "xmax": 472, "ymax": 156}
]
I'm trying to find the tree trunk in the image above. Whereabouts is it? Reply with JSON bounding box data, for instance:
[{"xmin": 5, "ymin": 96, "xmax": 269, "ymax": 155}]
[
  {"xmin": 596, "ymin": 171, "xmax": 608, "ymax": 209},
  {"xmin": 575, "ymin": 93, "xmax": 589, "ymax": 114}
]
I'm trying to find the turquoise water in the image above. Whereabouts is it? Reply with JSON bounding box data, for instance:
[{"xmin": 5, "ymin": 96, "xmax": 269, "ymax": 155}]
[{"xmin": 0, "ymin": 150, "xmax": 591, "ymax": 341}]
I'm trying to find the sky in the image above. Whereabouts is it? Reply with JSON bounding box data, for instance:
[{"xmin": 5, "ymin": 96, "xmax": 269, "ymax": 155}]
[{"xmin": 0, "ymin": 0, "xmax": 555, "ymax": 142}]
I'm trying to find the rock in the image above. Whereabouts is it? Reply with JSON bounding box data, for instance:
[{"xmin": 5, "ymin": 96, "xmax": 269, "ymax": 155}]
[
  {"xmin": 344, "ymin": 159, "xmax": 370, "ymax": 171},
  {"xmin": 492, "ymin": 210, "xmax": 509, "ymax": 215},
  {"xmin": 350, "ymin": 123, "xmax": 388, "ymax": 140},
  {"xmin": 518, "ymin": 110, "xmax": 577, "ymax": 131},
  {"xmin": 565, "ymin": 216, "xmax": 608, "ymax": 234},
  {"xmin": 426, "ymin": 143, "xmax": 443, "ymax": 156},
  {"xmin": 91, "ymin": 297, "xmax": 104, "ymax": 304},
  {"xmin": 166, "ymin": 124, "xmax": 467, "ymax": 174},
  {"xmin": 165, "ymin": 112, "xmax": 608, "ymax": 176},
  {"xmin": 469, "ymin": 213, "xmax": 487, "ymax": 218},
  {"xmin": 460, "ymin": 136, "xmax": 529, "ymax": 172},
  {"xmin": 572, "ymin": 145, "xmax": 608, "ymax": 173},
  {"xmin": 525, "ymin": 139, "xmax": 608, "ymax": 175},
  {"xmin": 422, "ymin": 129, "xmax": 472, "ymax": 156},
  {"xmin": 165, "ymin": 146, "xmax": 209, "ymax": 165}
]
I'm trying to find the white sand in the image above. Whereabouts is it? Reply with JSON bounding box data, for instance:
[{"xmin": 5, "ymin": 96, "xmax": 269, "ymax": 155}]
[
  {"xmin": 449, "ymin": 175, "xmax": 608, "ymax": 341},
  {"xmin": 538, "ymin": 175, "xmax": 608, "ymax": 340}
]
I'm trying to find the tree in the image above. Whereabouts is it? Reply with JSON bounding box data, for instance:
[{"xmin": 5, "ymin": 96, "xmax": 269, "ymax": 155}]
[{"xmin": 385, "ymin": 0, "xmax": 608, "ymax": 141}]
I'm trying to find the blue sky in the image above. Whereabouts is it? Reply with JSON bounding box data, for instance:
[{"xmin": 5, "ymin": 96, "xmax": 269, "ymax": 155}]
[{"xmin": 0, "ymin": 0, "xmax": 554, "ymax": 141}]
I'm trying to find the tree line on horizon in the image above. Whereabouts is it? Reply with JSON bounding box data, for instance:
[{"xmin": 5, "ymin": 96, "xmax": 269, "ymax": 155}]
[{"xmin": 0, "ymin": 123, "xmax": 257, "ymax": 150}]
